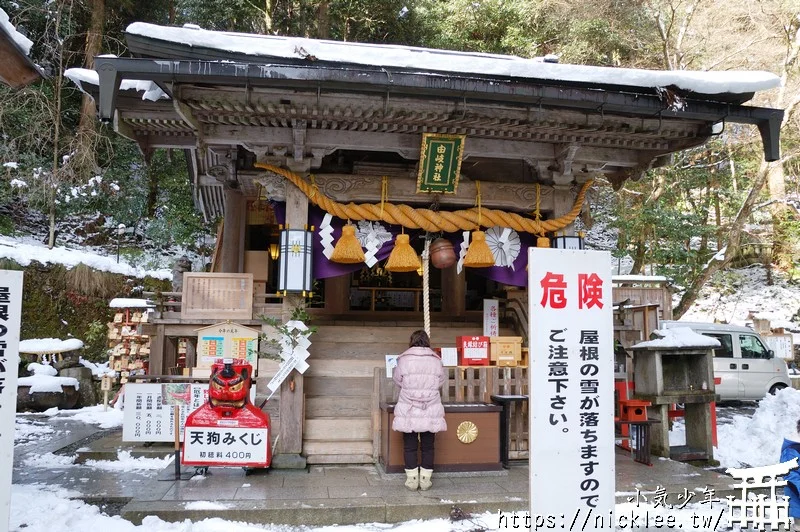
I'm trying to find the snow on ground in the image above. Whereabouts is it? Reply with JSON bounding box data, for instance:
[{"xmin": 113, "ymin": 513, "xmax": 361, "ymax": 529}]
[
  {"xmin": 0, "ymin": 234, "xmax": 171, "ymax": 279},
  {"xmin": 680, "ymin": 265, "xmax": 800, "ymax": 330}
]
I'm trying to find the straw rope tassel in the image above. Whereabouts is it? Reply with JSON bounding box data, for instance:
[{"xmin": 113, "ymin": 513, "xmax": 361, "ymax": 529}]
[
  {"xmin": 463, "ymin": 181, "xmax": 496, "ymax": 268},
  {"xmin": 385, "ymin": 230, "xmax": 421, "ymax": 272},
  {"xmin": 330, "ymin": 223, "xmax": 365, "ymax": 264},
  {"xmin": 254, "ymin": 163, "xmax": 592, "ymax": 235}
]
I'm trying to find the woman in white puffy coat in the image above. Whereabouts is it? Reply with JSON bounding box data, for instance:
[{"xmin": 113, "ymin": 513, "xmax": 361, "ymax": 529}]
[{"xmin": 392, "ymin": 329, "xmax": 447, "ymax": 490}]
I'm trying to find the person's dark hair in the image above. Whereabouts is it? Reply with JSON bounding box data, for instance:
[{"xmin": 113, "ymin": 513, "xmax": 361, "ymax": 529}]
[
  {"xmin": 409, "ymin": 329, "xmax": 431, "ymax": 348},
  {"xmin": 796, "ymin": 418, "xmax": 800, "ymax": 435}
]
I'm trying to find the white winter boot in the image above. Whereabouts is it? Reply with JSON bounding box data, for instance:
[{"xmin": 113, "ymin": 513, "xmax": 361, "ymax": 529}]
[
  {"xmin": 404, "ymin": 468, "xmax": 419, "ymax": 490},
  {"xmin": 419, "ymin": 467, "xmax": 433, "ymax": 491}
]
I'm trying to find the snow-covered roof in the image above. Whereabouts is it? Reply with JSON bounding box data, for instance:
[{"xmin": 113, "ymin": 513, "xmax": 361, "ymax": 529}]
[
  {"xmin": 0, "ymin": 8, "xmax": 32, "ymax": 56},
  {"xmin": 64, "ymin": 68, "xmax": 167, "ymax": 101},
  {"xmin": 109, "ymin": 298, "xmax": 154, "ymax": 308},
  {"xmin": 19, "ymin": 338, "xmax": 84, "ymax": 354},
  {"xmin": 126, "ymin": 22, "xmax": 781, "ymax": 98},
  {"xmin": 613, "ymin": 275, "xmax": 670, "ymax": 284},
  {"xmin": 632, "ymin": 327, "xmax": 720, "ymax": 349}
]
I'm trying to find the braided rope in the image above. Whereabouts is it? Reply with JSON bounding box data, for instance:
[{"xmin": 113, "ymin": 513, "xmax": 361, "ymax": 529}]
[{"xmin": 255, "ymin": 163, "xmax": 592, "ymax": 234}]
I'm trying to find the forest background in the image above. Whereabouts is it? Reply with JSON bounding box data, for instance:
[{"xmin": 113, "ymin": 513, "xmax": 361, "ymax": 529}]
[{"xmin": 0, "ymin": 0, "xmax": 799, "ymax": 349}]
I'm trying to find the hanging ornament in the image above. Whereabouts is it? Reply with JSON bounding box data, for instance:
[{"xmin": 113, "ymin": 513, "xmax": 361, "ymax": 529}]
[
  {"xmin": 355, "ymin": 220, "xmax": 392, "ymax": 268},
  {"xmin": 385, "ymin": 233, "xmax": 421, "ymax": 272},
  {"xmin": 463, "ymin": 230, "xmax": 496, "ymax": 268},
  {"xmin": 456, "ymin": 231, "xmax": 469, "ymax": 274},
  {"xmin": 463, "ymin": 180, "xmax": 496, "ymax": 268},
  {"xmin": 485, "ymin": 226, "xmax": 521, "ymax": 269},
  {"xmin": 532, "ymin": 183, "xmax": 550, "ymax": 248},
  {"xmin": 537, "ymin": 235, "xmax": 550, "ymax": 248},
  {"xmin": 319, "ymin": 213, "xmax": 335, "ymax": 259},
  {"xmin": 330, "ymin": 223, "xmax": 365, "ymax": 264},
  {"xmin": 429, "ymin": 237, "xmax": 456, "ymax": 269}
]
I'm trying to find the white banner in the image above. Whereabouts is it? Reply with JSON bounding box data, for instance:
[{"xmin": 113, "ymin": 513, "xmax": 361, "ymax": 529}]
[
  {"xmin": 0, "ymin": 270, "xmax": 23, "ymax": 531},
  {"xmin": 183, "ymin": 427, "xmax": 269, "ymax": 465},
  {"xmin": 122, "ymin": 383, "xmax": 207, "ymax": 442},
  {"xmin": 528, "ymin": 248, "xmax": 614, "ymax": 529},
  {"xmin": 483, "ymin": 299, "xmax": 499, "ymax": 337}
]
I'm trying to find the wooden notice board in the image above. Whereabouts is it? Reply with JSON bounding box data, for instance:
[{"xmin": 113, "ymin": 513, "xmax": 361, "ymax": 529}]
[{"xmin": 195, "ymin": 322, "xmax": 260, "ymax": 370}]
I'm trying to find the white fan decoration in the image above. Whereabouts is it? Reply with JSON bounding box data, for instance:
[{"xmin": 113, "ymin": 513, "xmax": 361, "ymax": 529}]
[
  {"xmin": 355, "ymin": 221, "xmax": 392, "ymax": 267},
  {"xmin": 485, "ymin": 226, "xmax": 521, "ymax": 270}
]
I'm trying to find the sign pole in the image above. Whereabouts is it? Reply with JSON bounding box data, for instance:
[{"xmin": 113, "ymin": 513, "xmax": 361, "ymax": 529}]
[
  {"xmin": 174, "ymin": 404, "xmax": 181, "ymax": 479},
  {"xmin": 0, "ymin": 271, "xmax": 23, "ymax": 531}
]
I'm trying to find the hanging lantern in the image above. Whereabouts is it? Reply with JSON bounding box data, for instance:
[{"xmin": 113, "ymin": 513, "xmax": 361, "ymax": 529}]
[
  {"xmin": 463, "ymin": 230, "xmax": 496, "ymax": 268},
  {"xmin": 429, "ymin": 238, "xmax": 456, "ymax": 269},
  {"xmin": 385, "ymin": 233, "xmax": 421, "ymax": 272},
  {"xmin": 551, "ymin": 231, "xmax": 585, "ymax": 250},
  {"xmin": 278, "ymin": 229, "xmax": 313, "ymax": 295},
  {"xmin": 330, "ymin": 224, "xmax": 365, "ymax": 264}
]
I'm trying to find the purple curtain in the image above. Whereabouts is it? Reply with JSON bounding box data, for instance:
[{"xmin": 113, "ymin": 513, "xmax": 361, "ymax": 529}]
[{"xmin": 273, "ymin": 202, "xmax": 532, "ymax": 286}]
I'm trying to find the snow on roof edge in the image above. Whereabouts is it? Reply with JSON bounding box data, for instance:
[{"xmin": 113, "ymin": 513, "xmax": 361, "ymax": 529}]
[
  {"xmin": 0, "ymin": 8, "xmax": 33, "ymax": 56},
  {"xmin": 125, "ymin": 22, "xmax": 782, "ymax": 97}
]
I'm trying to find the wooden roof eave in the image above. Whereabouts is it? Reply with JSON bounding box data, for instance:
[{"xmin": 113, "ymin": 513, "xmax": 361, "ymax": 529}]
[
  {"xmin": 0, "ymin": 27, "xmax": 42, "ymax": 89},
  {"xmin": 92, "ymin": 57, "xmax": 783, "ymax": 163}
]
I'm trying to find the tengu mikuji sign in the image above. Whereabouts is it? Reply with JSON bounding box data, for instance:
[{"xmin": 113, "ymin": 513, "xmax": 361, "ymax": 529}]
[
  {"xmin": 0, "ymin": 271, "xmax": 23, "ymax": 530},
  {"xmin": 528, "ymin": 248, "xmax": 614, "ymax": 529}
]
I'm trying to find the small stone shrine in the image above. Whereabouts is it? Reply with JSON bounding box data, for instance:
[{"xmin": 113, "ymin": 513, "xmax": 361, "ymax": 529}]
[{"xmin": 632, "ymin": 327, "xmax": 717, "ymax": 461}]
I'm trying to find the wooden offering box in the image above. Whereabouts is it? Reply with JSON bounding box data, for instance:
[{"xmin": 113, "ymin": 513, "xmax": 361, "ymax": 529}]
[
  {"xmin": 490, "ymin": 336, "xmax": 523, "ymax": 367},
  {"xmin": 380, "ymin": 402, "xmax": 502, "ymax": 473}
]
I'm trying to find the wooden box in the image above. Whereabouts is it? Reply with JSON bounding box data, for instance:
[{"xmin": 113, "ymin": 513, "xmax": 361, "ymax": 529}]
[
  {"xmin": 491, "ymin": 336, "xmax": 523, "ymax": 367},
  {"xmin": 380, "ymin": 402, "xmax": 502, "ymax": 473},
  {"xmin": 457, "ymin": 336, "xmax": 490, "ymax": 366}
]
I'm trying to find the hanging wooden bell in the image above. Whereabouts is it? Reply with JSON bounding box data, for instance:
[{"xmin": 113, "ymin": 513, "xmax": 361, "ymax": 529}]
[
  {"xmin": 385, "ymin": 233, "xmax": 421, "ymax": 272},
  {"xmin": 429, "ymin": 237, "xmax": 456, "ymax": 269},
  {"xmin": 330, "ymin": 224, "xmax": 365, "ymax": 264},
  {"xmin": 463, "ymin": 230, "xmax": 496, "ymax": 268}
]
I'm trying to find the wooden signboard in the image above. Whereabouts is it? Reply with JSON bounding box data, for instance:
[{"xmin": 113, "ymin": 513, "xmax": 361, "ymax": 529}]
[
  {"xmin": 763, "ymin": 333, "xmax": 794, "ymax": 361},
  {"xmin": 416, "ymin": 133, "xmax": 465, "ymax": 193},
  {"xmin": 195, "ymin": 322, "xmax": 260, "ymax": 370}
]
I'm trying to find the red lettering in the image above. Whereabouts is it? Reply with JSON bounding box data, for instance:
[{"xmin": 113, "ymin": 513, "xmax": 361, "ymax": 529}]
[
  {"xmin": 540, "ymin": 272, "xmax": 567, "ymax": 309},
  {"xmin": 578, "ymin": 273, "xmax": 604, "ymax": 309}
]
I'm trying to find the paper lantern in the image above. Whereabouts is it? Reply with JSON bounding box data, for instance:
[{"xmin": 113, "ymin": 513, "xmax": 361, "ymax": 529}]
[
  {"xmin": 385, "ymin": 233, "xmax": 421, "ymax": 272},
  {"xmin": 278, "ymin": 229, "xmax": 313, "ymax": 294},
  {"xmin": 330, "ymin": 224, "xmax": 365, "ymax": 264}
]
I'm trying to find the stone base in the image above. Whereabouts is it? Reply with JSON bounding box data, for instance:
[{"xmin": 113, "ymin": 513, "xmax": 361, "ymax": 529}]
[{"xmin": 270, "ymin": 453, "xmax": 307, "ymax": 469}]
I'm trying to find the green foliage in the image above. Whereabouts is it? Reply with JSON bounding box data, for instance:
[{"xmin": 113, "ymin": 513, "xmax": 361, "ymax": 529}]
[
  {"xmin": 259, "ymin": 305, "xmax": 318, "ymax": 361},
  {"xmin": 83, "ymin": 320, "xmax": 111, "ymax": 362}
]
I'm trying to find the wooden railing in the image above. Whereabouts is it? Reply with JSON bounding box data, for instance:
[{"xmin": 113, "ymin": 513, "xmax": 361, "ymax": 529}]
[
  {"xmin": 143, "ymin": 273, "xmax": 283, "ymax": 321},
  {"xmin": 375, "ymin": 366, "xmax": 529, "ymax": 461}
]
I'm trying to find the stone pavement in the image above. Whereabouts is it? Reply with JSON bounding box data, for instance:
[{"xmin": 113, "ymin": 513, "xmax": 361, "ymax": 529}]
[{"xmin": 13, "ymin": 418, "xmax": 743, "ymax": 526}]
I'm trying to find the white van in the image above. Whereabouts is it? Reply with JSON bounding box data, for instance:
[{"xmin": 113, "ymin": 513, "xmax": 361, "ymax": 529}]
[{"xmin": 660, "ymin": 321, "xmax": 791, "ymax": 401}]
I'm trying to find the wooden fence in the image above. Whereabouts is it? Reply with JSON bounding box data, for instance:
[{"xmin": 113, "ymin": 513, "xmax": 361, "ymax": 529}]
[{"xmin": 375, "ymin": 366, "xmax": 529, "ymax": 461}]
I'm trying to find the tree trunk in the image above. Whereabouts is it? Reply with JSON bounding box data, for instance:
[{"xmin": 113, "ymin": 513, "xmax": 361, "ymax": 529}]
[
  {"xmin": 673, "ymin": 158, "xmax": 777, "ymax": 318},
  {"xmin": 317, "ymin": 0, "xmax": 330, "ymax": 39},
  {"xmin": 74, "ymin": 0, "xmax": 105, "ymax": 178}
]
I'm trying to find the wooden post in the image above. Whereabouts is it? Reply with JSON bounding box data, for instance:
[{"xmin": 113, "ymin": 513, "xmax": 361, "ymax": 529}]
[
  {"xmin": 441, "ymin": 265, "xmax": 465, "ymax": 317},
  {"xmin": 221, "ymin": 187, "xmax": 245, "ymax": 273},
  {"xmin": 274, "ymin": 161, "xmax": 310, "ymax": 469},
  {"xmin": 173, "ymin": 404, "xmax": 181, "ymax": 479}
]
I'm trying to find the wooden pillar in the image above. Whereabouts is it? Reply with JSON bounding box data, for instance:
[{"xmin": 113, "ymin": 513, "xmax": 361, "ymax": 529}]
[
  {"xmin": 273, "ymin": 161, "xmax": 310, "ymax": 469},
  {"xmin": 552, "ymin": 185, "xmax": 575, "ymax": 235},
  {"xmin": 221, "ymin": 187, "xmax": 245, "ymax": 273},
  {"xmin": 148, "ymin": 324, "xmax": 165, "ymax": 375},
  {"xmin": 325, "ymin": 275, "xmax": 350, "ymax": 314},
  {"xmin": 441, "ymin": 266, "xmax": 465, "ymax": 317}
]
